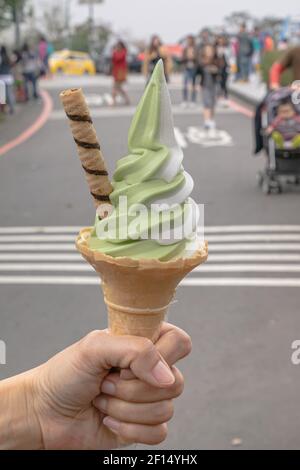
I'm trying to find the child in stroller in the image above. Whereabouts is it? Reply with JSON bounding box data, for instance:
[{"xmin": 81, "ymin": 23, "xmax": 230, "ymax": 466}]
[
  {"xmin": 256, "ymin": 87, "xmax": 300, "ymax": 194},
  {"xmin": 266, "ymin": 97, "xmax": 300, "ymax": 150}
]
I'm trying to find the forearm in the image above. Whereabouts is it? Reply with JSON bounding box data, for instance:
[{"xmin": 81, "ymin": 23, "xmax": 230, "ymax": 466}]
[
  {"xmin": 0, "ymin": 369, "xmax": 43, "ymax": 449},
  {"xmin": 269, "ymin": 62, "xmax": 284, "ymax": 88}
]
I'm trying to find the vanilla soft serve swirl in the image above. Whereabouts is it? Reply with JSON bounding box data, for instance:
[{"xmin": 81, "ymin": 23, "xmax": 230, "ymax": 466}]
[{"xmin": 89, "ymin": 60, "xmax": 200, "ymax": 260}]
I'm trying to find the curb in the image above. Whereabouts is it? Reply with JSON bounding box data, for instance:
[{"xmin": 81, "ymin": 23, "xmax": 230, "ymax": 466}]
[{"xmin": 228, "ymin": 83, "xmax": 266, "ymax": 107}]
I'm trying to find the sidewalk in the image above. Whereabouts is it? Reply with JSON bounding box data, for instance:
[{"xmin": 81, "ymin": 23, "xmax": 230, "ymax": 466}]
[{"xmin": 228, "ymin": 76, "xmax": 267, "ymax": 106}]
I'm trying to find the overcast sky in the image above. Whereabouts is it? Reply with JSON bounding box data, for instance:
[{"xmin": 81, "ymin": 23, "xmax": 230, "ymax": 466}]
[{"xmin": 33, "ymin": 0, "xmax": 300, "ymax": 42}]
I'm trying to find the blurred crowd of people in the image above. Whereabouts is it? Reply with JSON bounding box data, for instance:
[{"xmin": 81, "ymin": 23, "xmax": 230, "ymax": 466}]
[
  {"xmin": 110, "ymin": 23, "xmax": 299, "ymax": 131},
  {"xmin": 0, "ymin": 35, "xmax": 53, "ymax": 115},
  {"xmin": 1, "ymin": 21, "xmax": 299, "ymax": 130}
]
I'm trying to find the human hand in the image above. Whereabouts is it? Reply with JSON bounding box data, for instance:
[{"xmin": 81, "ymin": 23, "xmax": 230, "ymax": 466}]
[
  {"xmin": 265, "ymin": 126, "xmax": 273, "ymax": 135},
  {"xmin": 29, "ymin": 323, "xmax": 191, "ymax": 449},
  {"xmin": 269, "ymin": 82, "xmax": 280, "ymax": 90}
]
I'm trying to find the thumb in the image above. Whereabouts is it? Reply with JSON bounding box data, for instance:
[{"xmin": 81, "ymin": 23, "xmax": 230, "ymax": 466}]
[{"xmin": 78, "ymin": 330, "xmax": 175, "ymax": 388}]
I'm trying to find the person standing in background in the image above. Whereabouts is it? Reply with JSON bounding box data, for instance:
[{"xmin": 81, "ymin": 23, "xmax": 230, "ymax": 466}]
[
  {"xmin": 198, "ymin": 43, "xmax": 221, "ymax": 133},
  {"xmin": 215, "ymin": 35, "xmax": 229, "ymax": 103},
  {"xmin": 22, "ymin": 43, "xmax": 39, "ymax": 100},
  {"xmin": 11, "ymin": 49, "xmax": 25, "ymax": 102},
  {"xmin": 38, "ymin": 35, "xmax": 49, "ymax": 77},
  {"xmin": 278, "ymin": 38, "xmax": 289, "ymax": 51},
  {"xmin": 181, "ymin": 35, "xmax": 198, "ymax": 107},
  {"xmin": 143, "ymin": 35, "xmax": 172, "ymax": 83},
  {"xmin": 198, "ymin": 29, "xmax": 211, "ymax": 50},
  {"xmin": 237, "ymin": 23, "xmax": 254, "ymax": 82},
  {"xmin": 111, "ymin": 40, "xmax": 130, "ymax": 106},
  {"xmin": 47, "ymin": 41, "xmax": 55, "ymax": 77},
  {"xmin": 264, "ymin": 32, "xmax": 275, "ymax": 53},
  {"xmin": 231, "ymin": 36, "xmax": 240, "ymax": 81},
  {"xmin": 0, "ymin": 46, "xmax": 15, "ymax": 114},
  {"xmin": 252, "ymin": 27, "xmax": 262, "ymax": 73}
]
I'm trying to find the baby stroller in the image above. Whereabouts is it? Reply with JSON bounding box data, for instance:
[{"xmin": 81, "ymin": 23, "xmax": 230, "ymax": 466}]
[{"xmin": 256, "ymin": 87, "xmax": 300, "ymax": 194}]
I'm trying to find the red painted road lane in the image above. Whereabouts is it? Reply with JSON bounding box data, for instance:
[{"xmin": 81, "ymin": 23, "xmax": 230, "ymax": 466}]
[
  {"xmin": 227, "ymin": 99, "xmax": 254, "ymax": 118},
  {"xmin": 0, "ymin": 90, "xmax": 53, "ymax": 158}
]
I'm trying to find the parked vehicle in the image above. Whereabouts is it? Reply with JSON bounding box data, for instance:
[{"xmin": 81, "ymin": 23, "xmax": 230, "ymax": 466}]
[{"xmin": 49, "ymin": 50, "xmax": 96, "ymax": 75}]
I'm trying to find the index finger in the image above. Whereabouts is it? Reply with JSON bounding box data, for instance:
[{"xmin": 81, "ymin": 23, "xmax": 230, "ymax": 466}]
[{"xmin": 120, "ymin": 323, "xmax": 191, "ymax": 380}]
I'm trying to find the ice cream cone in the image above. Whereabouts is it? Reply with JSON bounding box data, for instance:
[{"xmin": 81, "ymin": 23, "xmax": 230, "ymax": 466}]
[{"xmin": 76, "ymin": 227, "xmax": 208, "ymax": 342}]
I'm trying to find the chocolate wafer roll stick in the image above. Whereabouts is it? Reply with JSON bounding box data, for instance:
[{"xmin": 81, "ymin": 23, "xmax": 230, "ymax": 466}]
[{"xmin": 60, "ymin": 88, "xmax": 113, "ymax": 214}]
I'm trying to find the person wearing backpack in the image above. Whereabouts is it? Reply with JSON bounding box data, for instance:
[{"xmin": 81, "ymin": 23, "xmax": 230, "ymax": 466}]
[
  {"xmin": 237, "ymin": 23, "xmax": 254, "ymax": 82},
  {"xmin": 21, "ymin": 43, "xmax": 39, "ymax": 101}
]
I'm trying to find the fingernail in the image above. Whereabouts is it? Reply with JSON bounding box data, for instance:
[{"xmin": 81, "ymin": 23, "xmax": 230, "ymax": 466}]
[
  {"xmin": 151, "ymin": 361, "xmax": 175, "ymax": 385},
  {"xmin": 97, "ymin": 397, "xmax": 107, "ymax": 411},
  {"xmin": 101, "ymin": 380, "xmax": 116, "ymax": 395},
  {"xmin": 103, "ymin": 416, "xmax": 121, "ymax": 433}
]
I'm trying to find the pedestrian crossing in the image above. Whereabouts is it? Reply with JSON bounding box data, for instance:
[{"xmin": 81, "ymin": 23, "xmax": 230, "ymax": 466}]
[
  {"xmin": 85, "ymin": 93, "xmax": 114, "ymax": 107},
  {"xmin": 1, "ymin": 226, "xmax": 300, "ymax": 287}
]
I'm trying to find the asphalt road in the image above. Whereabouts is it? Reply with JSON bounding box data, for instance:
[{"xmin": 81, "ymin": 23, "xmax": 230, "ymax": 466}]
[{"xmin": 0, "ymin": 75, "xmax": 300, "ymax": 450}]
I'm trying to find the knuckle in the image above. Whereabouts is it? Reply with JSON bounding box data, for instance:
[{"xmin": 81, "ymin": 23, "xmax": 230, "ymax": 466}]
[
  {"xmin": 139, "ymin": 337, "xmax": 156, "ymax": 355},
  {"xmin": 120, "ymin": 423, "xmax": 168, "ymax": 446},
  {"xmin": 179, "ymin": 331, "xmax": 192, "ymax": 356},
  {"xmin": 167, "ymin": 328, "xmax": 192, "ymax": 359},
  {"xmin": 171, "ymin": 368, "xmax": 185, "ymax": 397},
  {"xmin": 78, "ymin": 330, "xmax": 103, "ymax": 359},
  {"xmin": 128, "ymin": 337, "xmax": 156, "ymax": 361},
  {"xmin": 80, "ymin": 330, "xmax": 102, "ymax": 348},
  {"xmin": 152, "ymin": 423, "xmax": 168, "ymax": 445},
  {"xmin": 154, "ymin": 400, "xmax": 174, "ymax": 423},
  {"xmin": 120, "ymin": 383, "xmax": 137, "ymax": 402},
  {"xmin": 164, "ymin": 400, "xmax": 175, "ymax": 422}
]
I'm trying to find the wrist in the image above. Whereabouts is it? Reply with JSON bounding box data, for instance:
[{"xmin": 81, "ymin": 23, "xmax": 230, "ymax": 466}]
[{"xmin": 0, "ymin": 368, "xmax": 44, "ymax": 449}]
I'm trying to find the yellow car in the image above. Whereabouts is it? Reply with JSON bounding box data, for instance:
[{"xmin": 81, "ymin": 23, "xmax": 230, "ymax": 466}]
[{"xmin": 49, "ymin": 50, "xmax": 96, "ymax": 75}]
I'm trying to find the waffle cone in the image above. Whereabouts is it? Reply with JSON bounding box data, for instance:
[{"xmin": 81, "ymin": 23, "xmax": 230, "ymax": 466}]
[{"xmin": 76, "ymin": 228, "xmax": 208, "ymax": 342}]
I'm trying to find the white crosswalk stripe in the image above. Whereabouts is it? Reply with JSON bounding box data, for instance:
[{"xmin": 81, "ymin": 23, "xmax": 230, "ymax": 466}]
[{"xmin": 0, "ymin": 225, "xmax": 300, "ymax": 287}]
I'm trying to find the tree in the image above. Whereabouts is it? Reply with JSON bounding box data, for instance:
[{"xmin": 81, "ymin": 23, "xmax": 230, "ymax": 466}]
[
  {"xmin": 79, "ymin": 0, "xmax": 104, "ymax": 54},
  {"xmin": 40, "ymin": 0, "xmax": 110, "ymax": 52},
  {"xmin": 224, "ymin": 11, "xmax": 253, "ymax": 30},
  {"xmin": 0, "ymin": 0, "xmax": 11, "ymax": 29},
  {"xmin": 70, "ymin": 20, "xmax": 112, "ymax": 53},
  {"xmin": 79, "ymin": 0, "xmax": 104, "ymax": 13},
  {"xmin": 79, "ymin": 0, "xmax": 104, "ymax": 30},
  {"xmin": 43, "ymin": 3, "xmax": 65, "ymax": 48},
  {"xmin": 256, "ymin": 15, "xmax": 284, "ymax": 36},
  {"xmin": 0, "ymin": 0, "xmax": 28, "ymax": 46}
]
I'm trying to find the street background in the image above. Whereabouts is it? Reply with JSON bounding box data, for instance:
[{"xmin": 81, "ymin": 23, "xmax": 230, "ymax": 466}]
[{"xmin": 1, "ymin": 0, "xmax": 300, "ymax": 451}]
